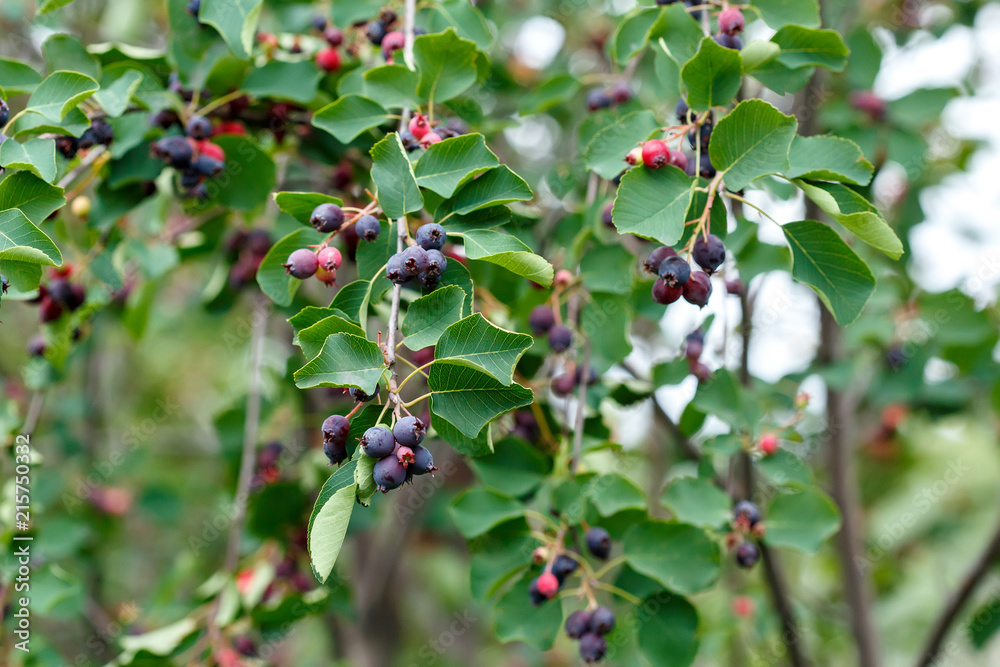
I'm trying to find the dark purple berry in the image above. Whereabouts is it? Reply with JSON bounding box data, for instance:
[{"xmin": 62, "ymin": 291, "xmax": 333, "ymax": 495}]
[
  {"xmin": 733, "ymin": 500, "xmax": 761, "ymax": 527},
  {"xmin": 373, "ymin": 455, "xmax": 407, "ymax": 492},
  {"xmin": 0, "ymin": 99, "xmax": 8, "ymax": 126},
  {"xmin": 601, "ymin": 202, "xmax": 614, "ymax": 227},
  {"xmin": 386, "ymin": 253, "xmax": 413, "ymax": 284},
  {"xmin": 585, "ymin": 527, "xmax": 612, "ymax": 560},
  {"xmin": 150, "ymin": 109, "xmax": 180, "ymax": 129},
  {"xmin": 676, "ymin": 98, "xmax": 690, "ymax": 122},
  {"xmin": 356, "ymin": 215, "xmax": 381, "ymax": 241},
  {"xmin": 643, "ymin": 246, "xmax": 676, "ymax": 274},
  {"xmin": 186, "ymin": 0, "xmax": 201, "ymax": 17},
  {"xmin": 310, "ymin": 203, "xmax": 345, "ymax": 233},
  {"xmin": 658, "ymin": 255, "xmax": 691, "ymax": 287},
  {"xmin": 27, "ymin": 335, "xmax": 46, "ymax": 357},
  {"xmin": 185, "ymin": 114, "xmax": 212, "ymax": 140},
  {"xmin": 324, "ymin": 27, "xmax": 344, "ymax": 46},
  {"xmin": 688, "ymin": 123, "xmax": 712, "ymax": 152},
  {"xmin": 179, "ymin": 168, "xmax": 201, "ymax": 189},
  {"xmin": 713, "ymin": 32, "xmax": 742, "ymax": 50},
  {"xmin": 393, "ymin": 415, "xmax": 426, "ymax": 447},
  {"xmin": 360, "ymin": 425, "xmax": 396, "ymax": 458},
  {"xmin": 736, "ymin": 541, "xmax": 760, "ymax": 568},
  {"xmin": 528, "ymin": 577, "xmax": 548, "ymax": 605},
  {"xmin": 683, "ymin": 271, "xmax": 713, "ymax": 308},
  {"xmin": 548, "ymin": 324, "xmax": 573, "ymax": 352},
  {"xmin": 579, "ymin": 633, "xmax": 607, "ymax": 663},
  {"xmin": 529, "ymin": 305, "xmax": 556, "ymax": 335},
  {"xmin": 685, "ymin": 330, "xmax": 704, "ymax": 360},
  {"xmin": 349, "ymin": 386, "xmax": 377, "ymax": 402},
  {"xmin": 551, "ymin": 554, "xmax": 578, "ymax": 583},
  {"xmin": 586, "ymin": 88, "xmax": 613, "ymax": 111},
  {"xmin": 726, "ymin": 279, "xmax": 746, "ymax": 296},
  {"xmin": 609, "ymin": 82, "xmax": 632, "ymax": 105},
  {"xmin": 418, "ymin": 271, "xmax": 440, "ymax": 291},
  {"xmin": 410, "ymin": 445, "xmax": 437, "ymax": 475},
  {"xmin": 400, "ymin": 245, "xmax": 429, "ymax": 275},
  {"xmin": 424, "ymin": 249, "xmax": 447, "ymax": 276},
  {"xmin": 692, "ymin": 234, "xmax": 726, "ymax": 273},
  {"xmin": 322, "ymin": 415, "xmax": 350, "ymax": 444},
  {"xmin": 79, "ymin": 119, "xmax": 113, "ymax": 147},
  {"xmin": 312, "ymin": 14, "xmax": 329, "ymax": 31},
  {"xmin": 152, "ymin": 135, "xmax": 193, "ymax": 169},
  {"xmin": 590, "ymin": 606, "xmax": 615, "ymax": 635},
  {"xmin": 192, "ymin": 154, "xmax": 224, "ymax": 177},
  {"xmin": 565, "ymin": 610, "xmax": 592, "ymax": 639},
  {"xmin": 283, "ymin": 248, "xmax": 319, "ymax": 279},
  {"xmin": 55, "ymin": 135, "xmax": 79, "ymax": 159},
  {"xmin": 323, "ymin": 439, "xmax": 348, "ymax": 465},
  {"xmin": 39, "ymin": 296, "xmax": 63, "ymax": 322},
  {"xmin": 366, "ymin": 21, "xmax": 387, "ymax": 45},
  {"xmin": 551, "ymin": 373, "xmax": 576, "ymax": 397},
  {"xmin": 415, "ymin": 223, "xmax": 446, "ymax": 250}
]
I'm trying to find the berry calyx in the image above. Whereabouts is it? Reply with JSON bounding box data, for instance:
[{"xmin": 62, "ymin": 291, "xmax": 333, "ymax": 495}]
[
  {"xmin": 373, "ymin": 455, "xmax": 407, "ymax": 492},
  {"xmin": 590, "ymin": 606, "xmax": 616, "ymax": 634},
  {"xmin": 400, "ymin": 246, "xmax": 429, "ymax": 275},
  {"xmin": 535, "ymin": 572, "xmax": 559, "ymax": 599},
  {"xmin": 758, "ymin": 433, "xmax": 779, "ymax": 456},
  {"xmin": 360, "ymin": 425, "xmax": 396, "ymax": 459},
  {"xmin": 625, "ymin": 147, "xmax": 643, "ymax": 165},
  {"xmin": 718, "ymin": 7, "xmax": 745, "ymax": 35},
  {"xmin": 393, "ymin": 415, "xmax": 426, "ymax": 447},
  {"xmin": 316, "ymin": 47, "xmax": 341, "ymax": 72},
  {"xmin": 310, "ymin": 203, "xmax": 345, "ymax": 233},
  {"xmin": 349, "ymin": 386, "xmax": 377, "ymax": 402},
  {"xmin": 529, "ymin": 306, "xmax": 556, "ymax": 335},
  {"xmin": 409, "ymin": 114, "xmax": 431, "ymax": 139},
  {"xmin": 683, "ymin": 271, "xmax": 713, "ymax": 308},
  {"xmin": 396, "ymin": 445, "xmax": 415, "ymax": 467},
  {"xmin": 736, "ymin": 541, "xmax": 760, "ymax": 569},
  {"xmin": 548, "ymin": 324, "xmax": 573, "ymax": 352},
  {"xmin": 579, "ymin": 633, "xmax": 608, "ymax": 663},
  {"xmin": 652, "ymin": 280, "xmax": 683, "ymax": 305},
  {"xmin": 386, "ymin": 253, "xmax": 413, "ymax": 284},
  {"xmin": 565, "ymin": 610, "xmax": 592, "ymax": 639},
  {"xmin": 643, "ymin": 246, "xmax": 677, "ymax": 274},
  {"xmin": 283, "ymin": 248, "xmax": 319, "ymax": 279},
  {"xmin": 641, "ymin": 139, "xmax": 670, "ymax": 169},
  {"xmin": 585, "ymin": 527, "xmax": 612, "ymax": 560},
  {"xmin": 322, "ymin": 415, "xmax": 350, "ymax": 445},
  {"xmin": 355, "ymin": 215, "xmax": 381, "ymax": 241},
  {"xmin": 692, "ymin": 233, "xmax": 726, "ymax": 273},
  {"xmin": 415, "ymin": 223, "xmax": 446, "ymax": 250},
  {"xmin": 424, "ymin": 249, "xmax": 447, "ymax": 276},
  {"xmin": 658, "ymin": 255, "xmax": 691, "ymax": 287}
]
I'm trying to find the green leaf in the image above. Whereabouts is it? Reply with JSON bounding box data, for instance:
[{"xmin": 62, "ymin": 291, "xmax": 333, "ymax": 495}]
[
  {"xmin": 402, "ymin": 285, "xmax": 465, "ymax": 350},
  {"xmin": 43, "ymin": 34, "xmax": 101, "ymax": 81},
  {"xmin": 968, "ymin": 598, "xmax": 1000, "ymax": 648},
  {"xmin": 273, "ymin": 191, "xmax": 343, "ymax": 227},
  {"xmin": 681, "ymin": 37, "xmax": 742, "ymax": 111},
  {"xmin": 580, "ymin": 244, "xmax": 638, "ymax": 296},
  {"xmin": 435, "ymin": 313, "xmax": 533, "ymax": 385},
  {"xmin": 757, "ymin": 449, "xmax": 814, "ymax": 488},
  {"xmin": 0, "ymin": 59, "xmax": 43, "ymax": 96},
  {"xmin": 751, "ymin": 60, "xmax": 815, "ymax": 95},
  {"xmin": 38, "ymin": 0, "xmax": 79, "ymax": 12},
  {"xmin": 709, "ymin": 99, "xmax": 797, "ymax": 191},
  {"xmin": 0, "ymin": 139, "xmax": 57, "ymax": 183},
  {"xmin": 424, "ymin": 0, "xmax": 494, "ymax": 51},
  {"xmin": 414, "ymin": 29, "xmax": 481, "ymax": 103},
  {"xmin": 0, "ymin": 259, "xmax": 42, "ymax": 296},
  {"xmin": 440, "ymin": 166, "xmax": 532, "ymax": 218},
  {"xmin": 740, "ymin": 40, "xmax": 781, "ymax": 72},
  {"xmin": 751, "ymin": 0, "xmax": 820, "ymax": 29},
  {"xmin": 293, "ymin": 333, "xmax": 385, "ymax": 394},
  {"xmin": 794, "ymin": 180, "xmax": 902, "ymax": 258},
  {"xmin": 611, "ymin": 164, "xmax": 692, "ymax": 245},
  {"xmin": 580, "ymin": 110, "xmax": 660, "ymax": 180},
  {"xmin": 587, "ymin": 474, "xmax": 647, "ymax": 516},
  {"xmin": 470, "ymin": 521, "xmax": 533, "ymax": 600},
  {"xmin": 94, "ymin": 70, "xmax": 143, "ymax": 118},
  {"xmin": 429, "ymin": 361, "xmax": 533, "ymax": 438},
  {"xmin": 432, "ymin": 405, "xmax": 494, "ymax": 456},
  {"xmin": 765, "ymin": 486, "xmax": 841, "ymax": 553},
  {"xmin": 256, "ymin": 227, "xmax": 325, "ymax": 306},
  {"xmin": 354, "ymin": 454, "xmax": 378, "ymax": 507},
  {"xmin": 370, "ymin": 133, "xmax": 423, "ymax": 219},
  {"xmin": 297, "ymin": 315, "xmax": 367, "ymax": 360},
  {"xmin": 785, "ymin": 135, "xmax": 873, "ymax": 185},
  {"xmin": 243, "ymin": 60, "xmax": 322, "ymax": 104},
  {"xmin": 518, "ymin": 74, "xmax": 580, "ymax": 116},
  {"xmin": 210, "ymin": 135, "xmax": 276, "ymax": 210},
  {"xmin": 307, "ymin": 461, "xmax": 358, "ymax": 584},
  {"xmin": 772, "ymin": 26, "xmax": 849, "ymax": 71},
  {"xmin": 652, "ymin": 4, "xmax": 708, "ymax": 65},
  {"xmin": 313, "ymin": 94, "xmax": 390, "ymax": 143},
  {"xmin": 781, "ymin": 220, "xmax": 875, "ymax": 325},
  {"xmin": 471, "ymin": 438, "xmax": 551, "ymax": 497},
  {"xmin": 636, "ymin": 594, "xmax": 700, "ymax": 667},
  {"xmin": 0, "ymin": 209, "xmax": 62, "ymax": 266},
  {"xmin": 493, "ymin": 575, "xmax": 563, "ymax": 650},
  {"xmin": 661, "ymin": 477, "xmax": 731, "ymax": 529},
  {"xmin": 199, "ymin": 0, "xmax": 263, "ymax": 60},
  {"xmin": 449, "ymin": 487, "xmax": 524, "ymax": 539},
  {"xmin": 624, "ymin": 521, "xmax": 721, "ymax": 595},
  {"xmin": 414, "ymin": 133, "xmax": 499, "ymax": 198},
  {"xmin": 457, "ymin": 229, "xmax": 553, "ymax": 286},
  {"xmin": 25, "ymin": 71, "xmax": 99, "ymax": 122},
  {"xmin": 330, "ymin": 0, "xmax": 382, "ymax": 25},
  {"xmin": 610, "ymin": 8, "xmax": 663, "ymax": 64},
  {"xmin": 329, "ymin": 280, "xmax": 370, "ymax": 323},
  {"xmin": 0, "ymin": 172, "xmax": 65, "ymax": 224},
  {"xmin": 362, "ymin": 65, "xmax": 419, "ymax": 109}
]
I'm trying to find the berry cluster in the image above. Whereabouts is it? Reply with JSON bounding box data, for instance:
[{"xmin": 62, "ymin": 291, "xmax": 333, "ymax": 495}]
[
  {"xmin": 31, "ymin": 267, "xmax": 86, "ymax": 324},
  {"xmin": 385, "ymin": 222, "xmax": 449, "ymax": 291},
  {"xmin": 728, "ymin": 501, "xmax": 764, "ymax": 569},
  {"xmin": 529, "ymin": 304, "xmax": 575, "ymax": 353},
  {"xmin": 401, "ymin": 113, "xmax": 467, "ymax": 151},
  {"xmin": 54, "ymin": 118, "xmax": 114, "ymax": 160},
  {"xmin": 565, "ymin": 606, "xmax": 616, "ymax": 663},
  {"xmin": 643, "ymin": 233, "xmax": 725, "ymax": 310},
  {"xmin": 309, "ymin": 15, "xmax": 345, "ymax": 72},
  {"xmin": 150, "ymin": 115, "xmax": 227, "ymax": 199},
  {"xmin": 586, "ymin": 82, "xmax": 633, "ymax": 111}
]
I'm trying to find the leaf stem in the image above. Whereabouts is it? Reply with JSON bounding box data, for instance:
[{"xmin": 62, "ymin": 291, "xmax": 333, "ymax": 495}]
[
  {"xmin": 402, "ymin": 392, "xmax": 431, "ymax": 408},
  {"xmin": 396, "ymin": 360, "xmax": 435, "ymax": 393},
  {"xmin": 591, "ymin": 581, "xmax": 642, "ymax": 605},
  {"xmin": 195, "ymin": 89, "xmax": 246, "ymax": 117}
]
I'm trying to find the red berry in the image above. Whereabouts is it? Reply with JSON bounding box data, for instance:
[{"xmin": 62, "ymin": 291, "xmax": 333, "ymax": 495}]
[
  {"xmin": 317, "ymin": 246, "xmax": 343, "ymax": 271},
  {"xmin": 718, "ymin": 8, "xmax": 745, "ymax": 35},
  {"xmin": 316, "ymin": 47, "xmax": 341, "ymax": 72},
  {"xmin": 554, "ymin": 269, "xmax": 574, "ymax": 288},
  {"xmin": 197, "ymin": 141, "xmax": 225, "ymax": 162},
  {"xmin": 759, "ymin": 433, "xmax": 779, "ymax": 456},
  {"xmin": 409, "ymin": 114, "xmax": 430, "ymax": 140},
  {"xmin": 641, "ymin": 139, "xmax": 670, "ymax": 169},
  {"xmin": 536, "ymin": 572, "xmax": 559, "ymax": 598},
  {"xmin": 643, "ymin": 246, "xmax": 677, "ymax": 274},
  {"xmin": 668, "ymin": 150, "xmax": 688, "ymax": 171},
  {"xmin": 419, "ymin": 132, "xmax": 442, "ymax": 148},
  {"xmin": 651, "ymin": 280, "xmax": 683, "ymax": 305},
  {"xmin": 315, "ymin": 264, "xmax": 337, "ymax": 286},
  {"xmin": 682, "ymin": 271, "xmax": 713, "ymax": 308},
  {"xmin": 381, "ymin": 30, "xmax": 406, "ymax": 59},
  {"xmin": 733, "ymin": 595, "xmax": 755, "ymax": 618}
]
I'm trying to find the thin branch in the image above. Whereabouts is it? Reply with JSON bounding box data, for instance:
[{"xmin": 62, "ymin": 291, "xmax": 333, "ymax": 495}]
[
  {"xmin": 916, "ymin": 516, "xmax": 1000, "ymax": 667},
  {"xmin": 57, "ymin": 145, "xmax": 106, "ymax": 190},
  {"xmin": 22, "ymin": 390, "xmax": 45, "ymax": 437},
  {"xmin": 569, "ymin": 339, "xmax": 591, "ymax": 474}
]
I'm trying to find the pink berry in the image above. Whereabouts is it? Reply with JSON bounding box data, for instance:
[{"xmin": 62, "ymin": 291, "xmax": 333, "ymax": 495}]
[
  {"xmin": 536, "ymin": 572, "xmax": 559, "ymax": 598},
  {"xmin": 381, "ymin": 31, "xmax": 406, "ymax": 60},
  {"xmin": 419, "ymin": 132, "xmax": 442, "ymax": 148},
  {"xmin": 759, "ymin": 433, "xmax": 779, "ymax": 456},
  {"xmin": 718, "ymin": 8, "xmax": 745, "ymax": 35},
  {"xmin": 625, "ymin": 146, "xmax": 643, "ymax": 165},
  {"xmin": 409, "ymin": 114, "xmax": 430, "ymax": 140},
  {"xmin": 283, "ymin": 248, "xmax": 319, "ymax": 279},
  {"xmin": 667, "ymin": 150, "xmax": 688, "ymax": 171},
  {"xmin": 641, "ymin": 140, "xmax": 670, "ymax": 169},
  {"xmin": 315, "ymin": 47, "xmax": 341, "ymax": 72},
  {"xmin": 554, "ymin": 269, "xmax": 574, "ymax": 288},
  {"xmin": 317, "ymin": 246, "xmax": 343, "ymax": 271}
]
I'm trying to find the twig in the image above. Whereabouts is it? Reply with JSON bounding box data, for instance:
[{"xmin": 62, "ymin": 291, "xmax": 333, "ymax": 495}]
[
  {"xmin": 569, "ymin": 339, "xmax": 591, "ymax": 473},
  {"xmin": 57, "ymin": 145, "xmax": 107, "ymax": 190},
  {"xmin": 915, "ymin": 517, "xmax": 1000, "ymax": 667},
  {"xmin": 22, "ymin": 391, "xmax": 45, "ymax": 437}
]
